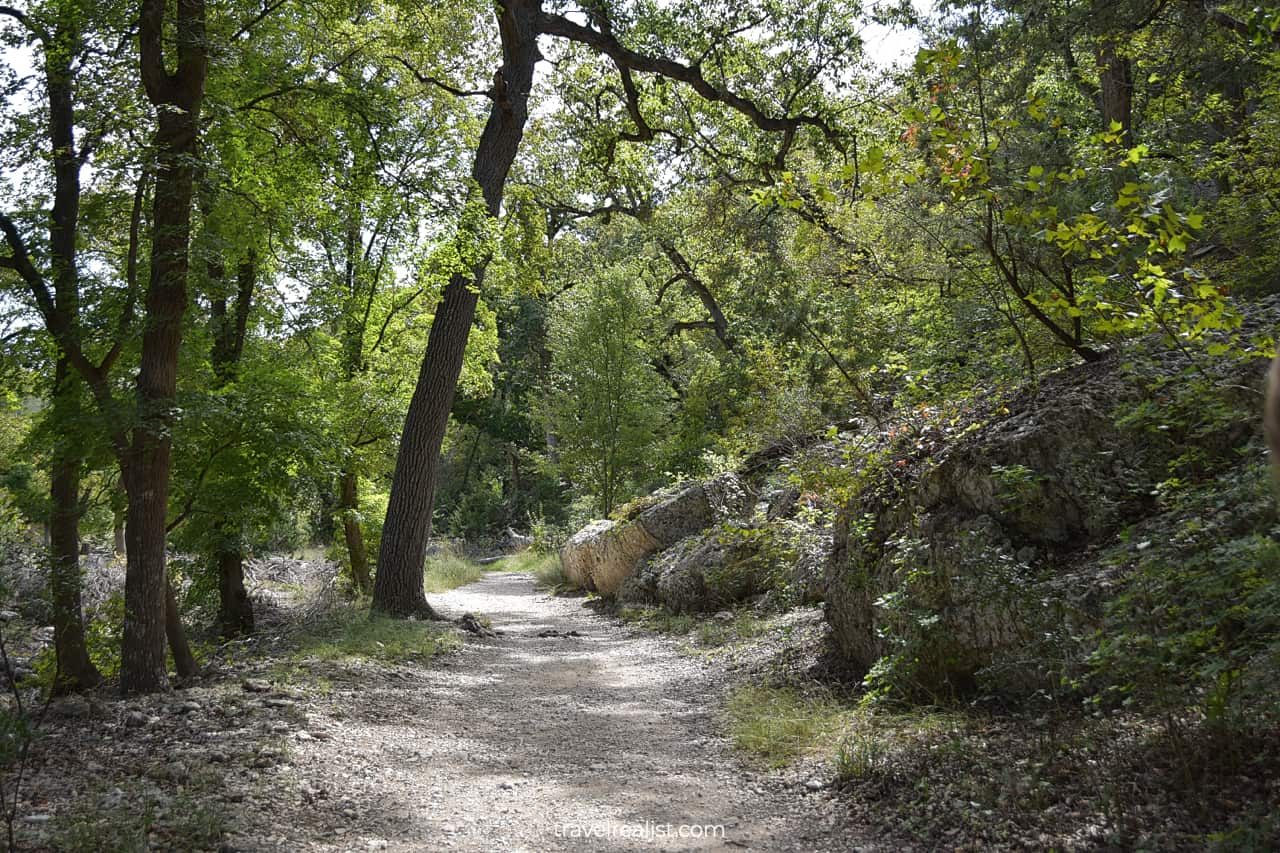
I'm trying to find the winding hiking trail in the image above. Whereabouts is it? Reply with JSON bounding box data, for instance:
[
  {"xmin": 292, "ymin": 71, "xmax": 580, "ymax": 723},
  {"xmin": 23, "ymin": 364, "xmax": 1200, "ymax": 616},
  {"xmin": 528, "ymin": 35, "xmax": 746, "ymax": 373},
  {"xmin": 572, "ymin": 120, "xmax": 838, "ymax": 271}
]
[{"xmin": 239, "ymin": 572, "xmax": 863, "ymax": 852}]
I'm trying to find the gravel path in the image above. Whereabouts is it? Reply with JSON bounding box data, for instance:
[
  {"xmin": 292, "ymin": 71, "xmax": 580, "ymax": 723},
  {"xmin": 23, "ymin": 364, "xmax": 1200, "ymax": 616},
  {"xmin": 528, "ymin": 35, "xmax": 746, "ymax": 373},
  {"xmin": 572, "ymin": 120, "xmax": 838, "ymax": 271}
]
[{"xmin": 243, "ymin": 572, "xmax": 863, "ymax": 852}]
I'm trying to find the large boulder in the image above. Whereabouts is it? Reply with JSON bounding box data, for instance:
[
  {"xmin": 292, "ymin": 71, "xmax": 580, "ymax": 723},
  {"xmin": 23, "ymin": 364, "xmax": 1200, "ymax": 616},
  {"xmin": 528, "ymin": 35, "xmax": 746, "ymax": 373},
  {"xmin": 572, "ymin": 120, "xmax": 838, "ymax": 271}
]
[
  {"xmin": 560, "ymin": 473, "xmax": 750, "ymax": 596},
  {"xmin": 617, "ymin": 512, "xmax": 831, "ymax": 613},
  {"xmin": 561, "ymin": 519, "xmax": 661, "ymax": 593}
]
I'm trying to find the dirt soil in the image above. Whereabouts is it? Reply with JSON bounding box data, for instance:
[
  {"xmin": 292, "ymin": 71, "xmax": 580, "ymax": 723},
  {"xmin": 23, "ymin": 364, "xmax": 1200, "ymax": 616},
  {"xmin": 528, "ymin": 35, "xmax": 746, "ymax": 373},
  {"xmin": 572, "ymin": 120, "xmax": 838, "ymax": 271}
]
[{"xmin": 11, "ymin": 572, "xmax": 870, "ymax": 852}]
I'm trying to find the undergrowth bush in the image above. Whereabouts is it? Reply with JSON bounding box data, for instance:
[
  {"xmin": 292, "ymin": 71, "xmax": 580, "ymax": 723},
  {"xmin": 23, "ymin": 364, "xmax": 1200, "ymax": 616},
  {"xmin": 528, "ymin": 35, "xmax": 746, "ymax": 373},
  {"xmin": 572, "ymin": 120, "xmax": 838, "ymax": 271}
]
[
  {"xmin": 706, "ymin": 521, "xmax": 800, "ymax": 607},
  {"xmin": 1085, "ymin": 457, "xmax": 1280, "ymax": 734}
]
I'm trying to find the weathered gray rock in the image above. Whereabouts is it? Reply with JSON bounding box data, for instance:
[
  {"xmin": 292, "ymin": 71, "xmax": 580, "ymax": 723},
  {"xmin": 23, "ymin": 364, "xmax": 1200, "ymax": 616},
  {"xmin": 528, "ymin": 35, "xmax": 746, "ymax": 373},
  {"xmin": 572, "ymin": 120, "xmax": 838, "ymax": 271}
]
[
  {"xmin": 561, "ymin": 474, "xmax": 750, "ymax": 596},
  {"xmin": 654, "ymin": 536, "xmax": 727, "ymax": 612}
]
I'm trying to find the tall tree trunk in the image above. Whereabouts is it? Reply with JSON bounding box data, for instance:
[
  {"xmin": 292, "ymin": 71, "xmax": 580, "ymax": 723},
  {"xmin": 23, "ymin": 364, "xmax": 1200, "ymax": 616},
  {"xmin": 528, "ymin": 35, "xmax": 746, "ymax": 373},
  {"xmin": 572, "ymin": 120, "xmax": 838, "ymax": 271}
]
[
  {"xmin": 373, "ymin": 0, "xmax": 541, "ymax": 616},
  {"xmin": 42, "ymin": 18, "xmax": 100, "ymax": 692},
  {"xmin": 122, "ymin": 0, "xmax": 207, "ymax": 694},
  {"xmin": 120, "ymin": 106, "xmax": 197, "ymax": 692},
  {"xmin": 48, "ymin": 360, "xmax": 101, "ymax": 692},
  {"xmin": 208, "ymin": 251, "xmax": 256, "ymax": 636},
  {"xmin": 112, "ymin": 477, "xmax": 126, "ymax": 556},
  {"xmin": 339, "ymin": 470, "xmax": 372, "ymax": 595},
  {"xmin": 335, "ymin": 200, "xmax": 373, "ymax": 590}
]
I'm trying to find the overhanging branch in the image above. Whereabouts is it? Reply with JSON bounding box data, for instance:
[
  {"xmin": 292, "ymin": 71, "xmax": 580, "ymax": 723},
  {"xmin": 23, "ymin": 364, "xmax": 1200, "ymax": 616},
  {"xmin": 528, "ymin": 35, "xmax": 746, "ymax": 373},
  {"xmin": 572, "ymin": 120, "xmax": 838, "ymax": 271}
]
[{"xmin": 536, "ymin": 11, "xmax": 842, "ymax": 144}]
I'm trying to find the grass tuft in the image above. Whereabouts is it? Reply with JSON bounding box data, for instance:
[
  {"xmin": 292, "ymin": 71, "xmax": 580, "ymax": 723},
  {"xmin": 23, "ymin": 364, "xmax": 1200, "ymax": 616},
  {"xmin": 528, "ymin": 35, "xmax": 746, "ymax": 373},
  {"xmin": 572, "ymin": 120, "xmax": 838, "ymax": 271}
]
[
  {"xmin": 726, "ymin": 685, "xmax": 848, "ymax": 767},
  {"xmin": 423, "ymin": 546, "xmax": 486, "ymax": 593},
  {"xmin": 291, "ymin": 606, "xmax": 462, "ymax": 664},
  {"xmin": 48, "ymin": 782, "xmax": 227, "ymax": 852}
]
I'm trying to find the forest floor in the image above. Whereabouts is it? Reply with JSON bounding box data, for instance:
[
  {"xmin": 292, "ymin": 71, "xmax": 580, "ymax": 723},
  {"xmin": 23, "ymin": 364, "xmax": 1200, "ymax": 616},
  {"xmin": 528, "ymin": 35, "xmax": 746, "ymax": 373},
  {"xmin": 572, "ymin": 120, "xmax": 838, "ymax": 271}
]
[{"xmin": 8, "ymin": 569, "xmax": 868, "ymax": 852}]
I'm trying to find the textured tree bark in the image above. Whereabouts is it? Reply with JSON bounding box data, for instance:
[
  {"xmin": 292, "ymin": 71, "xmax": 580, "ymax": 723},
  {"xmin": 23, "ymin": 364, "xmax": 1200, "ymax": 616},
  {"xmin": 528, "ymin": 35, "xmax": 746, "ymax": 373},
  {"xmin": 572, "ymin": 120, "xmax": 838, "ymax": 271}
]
[
  {"xmin": 43, "ymin": 20, "xmax": 101, "ymax": 692},
  {"xmin": 215, "ymin": 548, "xmax": 254, "ymax": 636},
  {"xmin": 1098, "ymin": 42, "xmax": 1133, "ymax": 146},
  {"xmin": 112, "ymin": 517, "xmax": 126, "ymax": 555},
  {"xmin": 48, "ymin": 363, "xmax": 101, "ymax": 692},
  {"xmin": 121, "ymin": 0, "xmax": 207, "ymax": 694},
  {"xmin": 373, "ymin": 0, "xmax": 541, "ymax": 616}
]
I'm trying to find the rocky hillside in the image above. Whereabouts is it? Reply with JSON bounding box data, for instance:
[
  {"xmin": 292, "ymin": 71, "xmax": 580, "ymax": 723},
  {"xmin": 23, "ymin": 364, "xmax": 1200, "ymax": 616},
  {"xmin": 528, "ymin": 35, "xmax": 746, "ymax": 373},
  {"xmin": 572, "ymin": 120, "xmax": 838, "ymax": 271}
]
[{"xmin": 561, "ymin": 304, "xmax": 1280, "ymax": 710}]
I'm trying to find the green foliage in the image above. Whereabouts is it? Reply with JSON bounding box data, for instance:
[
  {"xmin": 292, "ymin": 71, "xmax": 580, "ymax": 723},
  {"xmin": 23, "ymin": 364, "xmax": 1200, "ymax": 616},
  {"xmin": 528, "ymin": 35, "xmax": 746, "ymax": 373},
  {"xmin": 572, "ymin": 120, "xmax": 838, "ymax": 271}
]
[
  {"xmin": 84, "ymin": 592, "xmax": 125, "ymax": 680},
  {"xmin": 907, "ymin": 40, "xmax": 1240, "ymax": 357},
  {"xmin": 693, "ymin": 611, "xmax": 765, "ymax": 648},
  {"xmin": 1086, "ymin": 460, "xmax": 1280, "ymax": 732},
  {"xmin": 616, "ymin": 605, "xmax": 698, "ymax": 636},
  {"xmin": 48, "ymin": 781, "xmax": 227, "ymax": 852},
  {"xmin": 545, "ymin": 266, "xmax": 672, "ymax": 515},
  {"xmin": 527, "ymin": 510, "xmax": 569, "ymax": 555},
  {"xmin": 708, "ymin": 521, "xmax": 802, "ymax": 607}
]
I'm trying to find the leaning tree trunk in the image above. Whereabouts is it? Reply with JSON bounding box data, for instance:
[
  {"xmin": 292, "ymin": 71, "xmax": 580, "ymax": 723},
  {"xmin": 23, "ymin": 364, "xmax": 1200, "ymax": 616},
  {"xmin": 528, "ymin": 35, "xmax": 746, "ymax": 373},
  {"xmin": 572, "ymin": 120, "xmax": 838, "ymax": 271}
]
[
  {"xmin": 48, "ymin": 361, "xmax": 101, "ymax": 692},
  {"xmin": 164, "ymin": 577, "xmax": 198, "ymax": 678},
  {"xmin": 121, "ymin": 0, "xmax": 207, "ymax": 691},
  {"xmin": 373, "ymin": 0, "xmax": 541, "ymax": 616},
  {"xmin": 336, "ymin": 204, "xmax": 372, "ymax": 596}
]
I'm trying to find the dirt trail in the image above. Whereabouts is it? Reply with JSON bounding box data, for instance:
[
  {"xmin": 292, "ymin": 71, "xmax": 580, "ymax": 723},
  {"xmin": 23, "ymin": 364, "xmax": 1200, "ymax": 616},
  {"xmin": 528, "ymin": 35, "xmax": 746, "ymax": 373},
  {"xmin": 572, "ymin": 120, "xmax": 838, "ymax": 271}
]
[{"xmin": 242, "ymin": 572, "xmax": 862, "ymax": 852}]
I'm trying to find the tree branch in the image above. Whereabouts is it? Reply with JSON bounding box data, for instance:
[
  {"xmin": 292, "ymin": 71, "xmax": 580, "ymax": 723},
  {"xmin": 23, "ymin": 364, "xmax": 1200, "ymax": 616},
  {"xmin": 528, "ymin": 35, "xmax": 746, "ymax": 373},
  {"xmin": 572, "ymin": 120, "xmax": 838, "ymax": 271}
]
[
  {"xmin": 392, "ymin": 56, "xmax": 493, "ymax": 99},
  {"xmin": 99, "ymin": 168, "xmax": 148, "ymax": 375},
  {"xmin": 536, "ymin": 11, "xmax": 841, "ymax": 143},
  {"xmin": 232, "ymin": 0, "xmax": 289, "ymax": 40},
  {"xmin": 1206, "ymin": 4, "xmax": 1280, "ymax": 43},
  {"xmin": 658, "ymin": 240, "xmax": 737, "ymax": 353},
  {"xmin": 0, "ymin": 4, "xmax": 47, "ymax": 41},
  {"xmin": 0, "ymin": 211, "xmax": 104, "ymax": 384}
]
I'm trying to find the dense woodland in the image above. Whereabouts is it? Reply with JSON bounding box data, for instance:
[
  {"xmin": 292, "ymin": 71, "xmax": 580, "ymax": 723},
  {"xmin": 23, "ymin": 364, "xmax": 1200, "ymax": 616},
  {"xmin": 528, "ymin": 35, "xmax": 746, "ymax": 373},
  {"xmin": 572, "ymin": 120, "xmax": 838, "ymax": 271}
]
[{"xmin": 1, "ymin": 0, "xmax": 1279, "ymax": 848}]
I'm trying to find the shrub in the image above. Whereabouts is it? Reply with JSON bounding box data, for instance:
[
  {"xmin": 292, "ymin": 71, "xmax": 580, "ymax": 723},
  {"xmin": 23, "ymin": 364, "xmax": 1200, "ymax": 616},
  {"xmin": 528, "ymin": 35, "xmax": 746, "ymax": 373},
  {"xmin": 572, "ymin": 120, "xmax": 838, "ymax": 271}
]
[{"xmin": 1086, "ymin": 459, "xmax": 1280, "ymax": 733}]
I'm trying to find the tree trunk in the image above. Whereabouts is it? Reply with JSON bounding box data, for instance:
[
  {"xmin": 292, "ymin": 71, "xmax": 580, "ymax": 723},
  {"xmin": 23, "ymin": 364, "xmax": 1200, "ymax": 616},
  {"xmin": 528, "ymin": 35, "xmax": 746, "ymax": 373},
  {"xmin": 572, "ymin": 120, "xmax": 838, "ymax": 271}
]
[
  {"xmin": 339, "ymin": 470, "xmax": 372, "ymax": 595},
  {"xmin": 34, "ymin": 14, "xmax": 100, "ymax": 694},
  {"xmin": 217, "ymin": 547, "xmax": 254, "ymax": 638},
  {"xmin": 164, "ymin": 578, "xmax": 198, "ymax": 678},
  {"xmin": 48, "ymin": 362, "xmax": 101, "ymax": 692},
  {"xmin": 373, "ymin": 0, "xmax": 541, "ymax": 616},
  {"xmin": 208, "ymin": 250, "xmax": 256, "ymax": 634},
  {"xmin": 1098, "ymin": 42, "xmax": 1133, "ymax": 146},
  {"xmin": 121, "ymin": 108, "xmax": 195, "ymax": 692},
  {"xmin": 120, "ymin": 0, "xmax": 207, "ymax": 694},
  {"xmin": 112, "ymin": 487, "xmax": 126, "ymax": 556},
  {"xmin": 121, "ymin": 456, "xmax": 172, "ymax": 693}
]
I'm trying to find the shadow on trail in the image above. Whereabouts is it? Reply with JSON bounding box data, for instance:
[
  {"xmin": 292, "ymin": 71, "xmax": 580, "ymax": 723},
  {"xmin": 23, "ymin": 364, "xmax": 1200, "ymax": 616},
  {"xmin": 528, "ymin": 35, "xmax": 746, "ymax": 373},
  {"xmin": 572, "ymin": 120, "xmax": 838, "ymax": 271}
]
[{"xmin": 243, "ymin": 572, "xmax": 854, "ymax": 852}]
